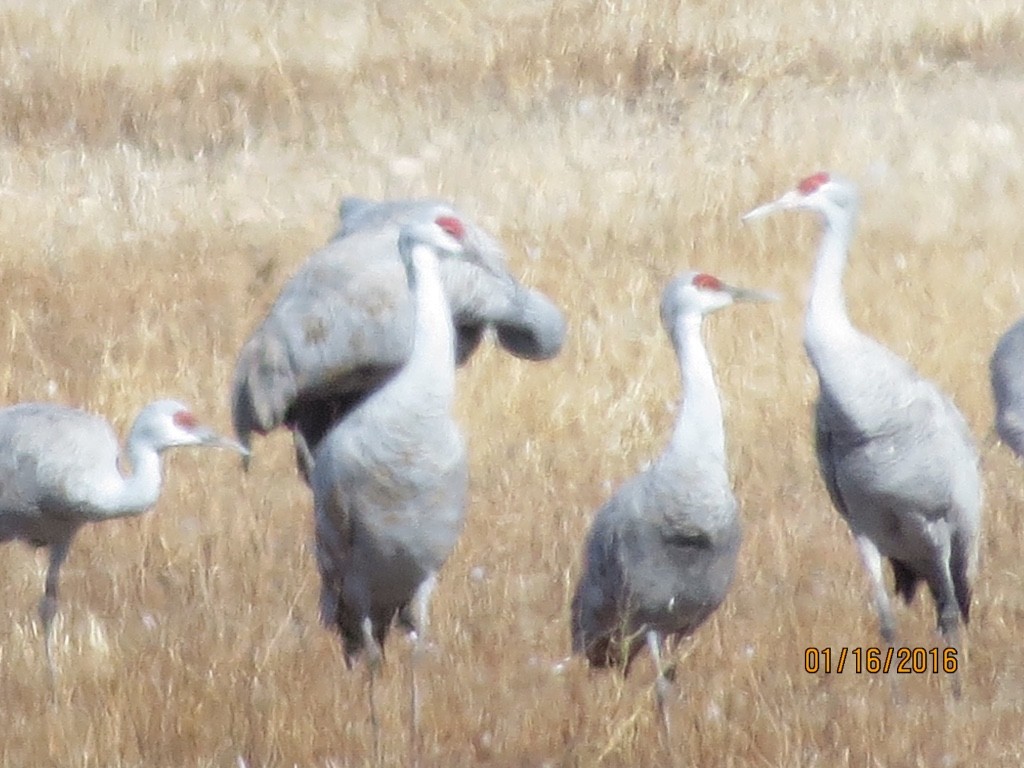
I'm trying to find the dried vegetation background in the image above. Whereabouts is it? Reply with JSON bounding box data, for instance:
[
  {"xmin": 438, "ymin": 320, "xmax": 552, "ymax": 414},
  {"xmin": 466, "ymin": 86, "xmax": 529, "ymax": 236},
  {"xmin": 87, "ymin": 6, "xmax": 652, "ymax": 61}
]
[{"xmin": 1, "ymin": 0, "xmax": 1024, "ymax": 765}]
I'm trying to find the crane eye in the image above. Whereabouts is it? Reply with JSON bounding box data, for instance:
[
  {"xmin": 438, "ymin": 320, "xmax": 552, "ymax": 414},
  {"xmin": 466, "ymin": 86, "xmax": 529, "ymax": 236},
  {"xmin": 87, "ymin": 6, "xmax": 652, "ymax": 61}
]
[
  {"xmin": 173, "ymin": 410, "xmax": 198, "ymax": 430},
  {"xmin": 693, "ymin": 273, "xmax": 722, "ymax": 291}
]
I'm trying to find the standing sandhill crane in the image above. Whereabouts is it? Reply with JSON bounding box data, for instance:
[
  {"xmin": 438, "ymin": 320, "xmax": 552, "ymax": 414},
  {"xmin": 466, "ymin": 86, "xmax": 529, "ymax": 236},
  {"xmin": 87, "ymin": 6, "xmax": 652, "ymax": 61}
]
[
  {"xmin": 0, "ymin": 399, "xmax": 247, "ymax": 679},
  {"xmin": 231, "ymin": 197, "xmax": 566, "ymax": 481},
  {"xmin": 313, "ymin": 215, "xmax": 470, "ymax": 765},
  {"xmin": 571, "ymin": 272, "xmax": 772, "ymax": 732},
  {"xmin": 743, "ymin": 172, "xmax": 982, "ymax": 663},
  {"xmin": 990, "ymin": 317, "xmax": 1024, "ymax": 458}
]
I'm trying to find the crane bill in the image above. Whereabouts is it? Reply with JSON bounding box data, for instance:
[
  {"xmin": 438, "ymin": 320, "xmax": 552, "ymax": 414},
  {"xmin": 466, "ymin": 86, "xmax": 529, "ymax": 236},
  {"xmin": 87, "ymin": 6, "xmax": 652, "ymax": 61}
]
[
  {"xmin": 224, "ymin": 437, "xmax": 251, "ymax": 457},
  {"xmin": 741, "ymin": 190, "xmax": 801, "ymax": 222},
  {"xmin": 202, "ymin": 433, "xmax": 251, "ymax": 456},
  {"xmin": 238, "ymin": 434, "xmax": 254, "ymax": 470},
  {"xmin": 728, "ymin": 285, "xmax": 779, "ymax": 303},
  {"xmin": 741, "ymin": 200, "xmax": 784, "ymax": 222}
]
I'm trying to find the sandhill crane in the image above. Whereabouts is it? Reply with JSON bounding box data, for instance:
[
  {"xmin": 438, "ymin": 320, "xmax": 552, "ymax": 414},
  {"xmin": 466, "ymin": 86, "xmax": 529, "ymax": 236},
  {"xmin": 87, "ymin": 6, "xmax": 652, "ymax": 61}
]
[
  {"xmin": 0, "ymin": 399, "xmax": 247, "ymax": 680},
  {"xmin": 743, "ymin": 173, "xmax": 982, "ymax": 671},
  {"xmin": 313, "ymin": 214, "xmax": 470, "ymax": 765},
  {"xmin": 231, "ymin": 197, "xmax": 566, "ymax": 481},
  {"xmin": 990, "ymin": 317, "xmax": 1024, "ymax": 458},
  {"xmin": 571, "ymin": 271, "xmax": 772, "ymax": 733}
]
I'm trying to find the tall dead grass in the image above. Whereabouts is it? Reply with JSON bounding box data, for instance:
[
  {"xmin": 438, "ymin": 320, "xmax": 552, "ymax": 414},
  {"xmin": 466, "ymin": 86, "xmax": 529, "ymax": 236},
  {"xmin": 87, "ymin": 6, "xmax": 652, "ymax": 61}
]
[{"xmin": 1, "ymin": 0, "xmax": 1024, "ymax": 765}]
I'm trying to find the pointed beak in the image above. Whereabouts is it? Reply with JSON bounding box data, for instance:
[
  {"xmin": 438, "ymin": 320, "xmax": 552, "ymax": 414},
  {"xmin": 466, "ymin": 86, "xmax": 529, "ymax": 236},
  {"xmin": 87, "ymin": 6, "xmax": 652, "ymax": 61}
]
[
  {"xmin": 236, "ymin": 434, "xmax": 253, "ymax": 470},
  {"xmin": 199, "ymin": 429, "xmax": 251, "ymax": 458},
  {"xmin": 218, "ymin": 436, "xmax": 252, "ymax": 458},
  {"xmin": 724, "ymin": 283, "xmax": 779, "ymax": 304},
  {"xmin": 741, "ymin": 190, "xmax": 800, "ymax": 223}
]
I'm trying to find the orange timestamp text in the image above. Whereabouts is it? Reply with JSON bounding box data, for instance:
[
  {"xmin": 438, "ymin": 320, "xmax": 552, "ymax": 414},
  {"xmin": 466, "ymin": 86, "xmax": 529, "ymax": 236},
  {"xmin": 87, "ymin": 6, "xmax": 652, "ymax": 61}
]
[{"xmin": 804, "ymin": 646, "xmax": 958, "ymax": 674}]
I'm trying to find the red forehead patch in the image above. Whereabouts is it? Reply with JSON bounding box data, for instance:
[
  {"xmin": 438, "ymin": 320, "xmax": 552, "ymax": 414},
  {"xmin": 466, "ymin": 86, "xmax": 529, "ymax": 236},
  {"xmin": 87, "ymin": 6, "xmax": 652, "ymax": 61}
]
[
  {"xmin": 798, "ymin": 172, "xmax": 830, "ymax": 195},
  {"xmin": 436, "ymin": 216, "xmax": 465, "ymax": 240},
  {"xmin": 173, "ymin": 410, "xmax": 198, "ymax": 430},
  {"xmin": 693, "ymin": 273, "xmax": 722, "ymax": 291}
]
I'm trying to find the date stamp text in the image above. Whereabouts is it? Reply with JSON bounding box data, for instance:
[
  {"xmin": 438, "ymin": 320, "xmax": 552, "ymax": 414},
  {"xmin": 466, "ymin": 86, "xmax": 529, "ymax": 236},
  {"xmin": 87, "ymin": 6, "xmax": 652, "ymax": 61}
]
[{"xmin": 804, "ymin": 646, "xmax": 958, "ymax": 674}]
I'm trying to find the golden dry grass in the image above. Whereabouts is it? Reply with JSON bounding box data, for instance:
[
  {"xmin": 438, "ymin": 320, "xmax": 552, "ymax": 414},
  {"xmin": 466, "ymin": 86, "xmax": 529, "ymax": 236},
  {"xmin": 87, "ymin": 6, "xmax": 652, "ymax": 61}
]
[{"xmin": 1, "ymin": 0, "xmax": 1024, "ymax": 765}]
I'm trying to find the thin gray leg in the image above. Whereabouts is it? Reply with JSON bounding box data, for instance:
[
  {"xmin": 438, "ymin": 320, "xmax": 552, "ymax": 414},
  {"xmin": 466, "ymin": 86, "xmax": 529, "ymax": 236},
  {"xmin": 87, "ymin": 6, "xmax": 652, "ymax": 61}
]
[
  {"xmin": 365, "ymin": 661, "xmax": 380, "ymax": 766},
  {"xmin": 407, "ymin": 574, "xmax": 437, "ymax": 768},
  {"xmin": 854, "ymin": 534, "xmax": 896, "ymax": 644},
  {"xmin": 292, "ymin": 432, "xmax": 315, "ymax": 486},
  {"xmin": 40, "ymin": 539, "xmax": 71, "ymax": 694},
  {"xmin": 646, "ymin": 630, "xmax": 672, "ymax": 743},
  {"xmin": 359, "ymin": 616, "xmax": 382, "ymax": 763},
  {"xmin": 931, "ymin": 544, "xmax": 963, "ymax": 699}
]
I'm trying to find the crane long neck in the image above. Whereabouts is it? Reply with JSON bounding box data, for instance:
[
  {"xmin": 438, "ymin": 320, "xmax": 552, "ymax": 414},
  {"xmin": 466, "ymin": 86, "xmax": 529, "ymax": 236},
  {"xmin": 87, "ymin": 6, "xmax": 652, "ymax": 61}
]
[
  {"xmin": 85, "ymin": 430, "xmax": 165, "ymax": 519},
  {"xmin": 667, "ymin": 313, "xmax": 724, "ymax": 465},
  {"xmin": 390, "ymin": 242, "xmax": 456, "ymax": 407},
  {"xmin": 804, "ymin": 209, "xmax": 857, "ymax": 360}
]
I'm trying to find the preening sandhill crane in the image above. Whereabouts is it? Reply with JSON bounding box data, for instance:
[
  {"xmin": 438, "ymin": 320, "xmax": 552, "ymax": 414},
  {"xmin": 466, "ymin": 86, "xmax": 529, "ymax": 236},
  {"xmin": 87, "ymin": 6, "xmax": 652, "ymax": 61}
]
[
  {"xmin": 743, "ymin": 172, "xmax": 982, "ymax": 662},
  {"xmin": 313, "ymin": 215, "xmax": 470, "ymax": 765},
  {"xmin": 0, "ymin": 399, "xmax": 247, "ymax": 679},
  {"xmin": 571, "ymin": 272, "xmax": 772, "ymax": 732},
  {"xmin": 990, "ymin": 317, "xmax": 1024, "ymax": 458},
  {"xmin": 231, "ymin": 197, "xmax": 566, "ymax": 481},
  {"xmin": 333, "ymin": 197, "xmax": 565, "ymax": 365}
]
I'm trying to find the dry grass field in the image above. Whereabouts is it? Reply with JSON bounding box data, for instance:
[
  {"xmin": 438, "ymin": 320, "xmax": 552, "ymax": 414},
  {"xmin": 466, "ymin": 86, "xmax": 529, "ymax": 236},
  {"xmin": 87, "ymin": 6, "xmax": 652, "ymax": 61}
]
[{"xmin": 1, "ymin": 0, "xmax": 1024, "ymax": 765}]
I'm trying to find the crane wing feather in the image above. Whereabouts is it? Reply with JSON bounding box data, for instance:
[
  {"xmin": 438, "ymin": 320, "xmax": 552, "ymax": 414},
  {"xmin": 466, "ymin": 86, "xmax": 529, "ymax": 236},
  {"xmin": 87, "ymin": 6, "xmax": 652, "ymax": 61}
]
[
  {"xmin": 231, "ymin": 201, "xmax": 566, "ymax": 454},
  {"xmin": 990, "ymin": 317, "xmax": 1024, "ymax": 456},
  {"xmin": 0, "ymin": 405, "xmax": 119, "ymax": 542}
]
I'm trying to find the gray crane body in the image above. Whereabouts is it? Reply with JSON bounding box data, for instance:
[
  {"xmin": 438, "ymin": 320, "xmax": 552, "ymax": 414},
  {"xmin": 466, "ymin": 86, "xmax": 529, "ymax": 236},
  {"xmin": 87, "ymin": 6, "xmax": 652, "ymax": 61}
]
[
  {"xmin": 0, "ymin": 405, "xmax": 136, "ymax": 548},
  {"xmin": 0, "ymin": 401, "xmax": 240, "ymax": 533},
  {"xmin": 313, "ymin": 219, "xmax": 467, "ymax": 666},
  {"xmin": 232, "ymin": 198, "xmax": 566, "ymax": 476},
  {"xmin": 811, "ymin": 329, "xmax": 980, "ymax": 586},
  {"xmin": 744, "ymin": 172, "xmax": 981, "ymax": 645},
  {"xmin": 314, "ymin": 410, "xmax": 466, "ymax": 658},
  {"xmin": 572, "ymin": 451, "xmax": 740, "ymax": 668},
  {"xmin": 0, "ymin": 399, "xmax": 245, "ymax": 676},
  {"xmin": 571, "ymin": 274, "xmax": 769, "ymax": 672},
  {"xmin": 990, "ymin": 316, "xmax": 1024, "ymax": 457}
]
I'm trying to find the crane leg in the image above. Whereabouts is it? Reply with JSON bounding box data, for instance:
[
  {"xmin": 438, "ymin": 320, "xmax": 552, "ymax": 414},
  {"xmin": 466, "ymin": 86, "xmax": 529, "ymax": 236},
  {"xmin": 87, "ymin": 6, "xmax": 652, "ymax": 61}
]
[
  {"xmin": 292, "ymin": 431, "xmax": 316, "ymax": 486},
  {"xmin": 407, "ymin": 574, "xmax": 437, "ymax": 768},
  {"xmin": 931, "ymin": 561, "xmax": 963, "ymax": 699},
  {"xmin": 360, "ymin": 616, "xmax": 384, "ymax": 671},
  {"xmin": 359, "ymin": 617, "xmax": 382, "ymax": 764},
  {"xmin": 365, "ymin": 661, "xmax": 381, "ymax": 765},
  {"xmin": 854, "ymin": 535, "xmax": 896, "ymax": 644},
  {"xmin": 646, "ymin": 630, "xmax": 673, "ymax": 745},
  {"xmin": 40, "ymin": 540, "xmax": 71, "ymax": 692}
]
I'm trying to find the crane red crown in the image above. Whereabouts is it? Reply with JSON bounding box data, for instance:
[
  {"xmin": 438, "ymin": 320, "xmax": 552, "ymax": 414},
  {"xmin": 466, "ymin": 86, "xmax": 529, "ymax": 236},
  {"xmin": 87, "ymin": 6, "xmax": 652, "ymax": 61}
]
[
  {"xmin": 436, "ymin": 216, "xmax": 465, "ymax": 240},
  {"xmin": 173, "ymin": 410, "xmax": 199, "ymax": 430},
  {"xmin": 798, "ymin": 172, "xmax": 830, "ymax": 195},
  {"xmin": 693, "ymin": 273, "xmax": 723, "ymax": 291}
]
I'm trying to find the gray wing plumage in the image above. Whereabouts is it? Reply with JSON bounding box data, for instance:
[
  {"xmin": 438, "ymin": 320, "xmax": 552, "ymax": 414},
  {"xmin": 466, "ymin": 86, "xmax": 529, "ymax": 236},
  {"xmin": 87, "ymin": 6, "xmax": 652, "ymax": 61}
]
[
  {"xmin": 815, "ymin": 338, "xmax": 980, "ymax": 523},
  {"xmin": 231, "ymin": 227, "xmax": 414, "ymax": 449},
  {"xmin": 0, "ymin": 404, "xmax": 119, "ymax": 546},
  {"xmin": 337, "ymin": 197, "xmax": 566, "ymax": 364},
  {"xmin": 231, "ymin": 198, "xmax": 566, "ymax": 459},
  {"xmin": 991, "ymin": 316, "xmax": 1024, "ymax": 457},
  {"xmin": 313, "ymin": 410, "xmax": 467, "ymax": 664},
  {"xmin": 571, "ymin": 466, "xmax": 740, "ymax": 670},
  {"xmin": 335, "ymin": 197, "xmax": 444, "ymax": 238},
  {"xmin": 813, "ymin": 335, "xmax": 981, "ymax": 613}
]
